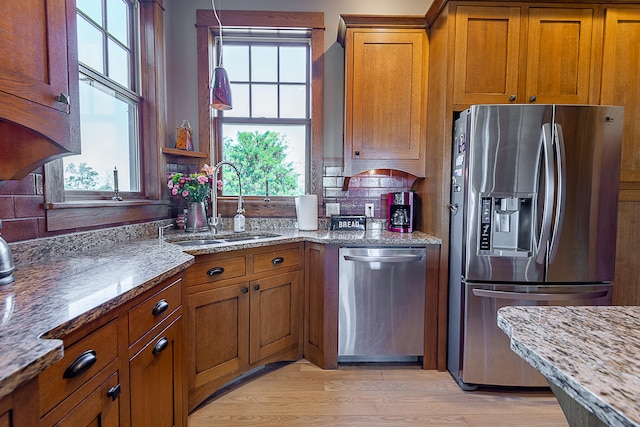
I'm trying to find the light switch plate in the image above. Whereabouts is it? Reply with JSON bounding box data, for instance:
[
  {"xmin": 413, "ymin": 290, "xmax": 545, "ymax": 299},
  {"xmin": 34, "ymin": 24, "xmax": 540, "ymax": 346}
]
[
  {"xmin": 365, "ymin": 203, "xmax": 374, "ymax": 217},
  {"xmin": 326, "ymin": 203, "xmax": 340, "ymax": 217}
]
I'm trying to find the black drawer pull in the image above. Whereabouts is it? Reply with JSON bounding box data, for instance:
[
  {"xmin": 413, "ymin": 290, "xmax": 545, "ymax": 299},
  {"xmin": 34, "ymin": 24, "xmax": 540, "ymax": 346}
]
[
  {"xmin": 107, "ymin": 384, "xmax": 121, "ymax": 401},
  {"xmin": 271, "ymin": 257, "xmax": 284, "ymax": 265},
  {"xmin": 254, "ymin": 284, "xmax": 260, "ymax": 291},
  {"xmin": 153, "ymin": 337, "xmax": 169, "ymax": 355},
  {"xmin": 242, "ymin": 287, "xmax": 249, "ymax": 294},
  {"xmin": 207, "ymin": 267, "xmax": 225, "ymax": 276},
  {"xmin": 152, "ymin": 299, "xmax": 169, "ymax": 316},
  {"xmin": 63, "ymin": 350, "xmax": 97, "ymax": 379}
]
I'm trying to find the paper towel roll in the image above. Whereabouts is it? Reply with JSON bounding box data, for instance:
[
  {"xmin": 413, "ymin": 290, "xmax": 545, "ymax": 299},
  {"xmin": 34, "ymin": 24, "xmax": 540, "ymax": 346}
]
[{"xmin": 295, "ymin": 195, "xmax": 318, "ymax": 231}]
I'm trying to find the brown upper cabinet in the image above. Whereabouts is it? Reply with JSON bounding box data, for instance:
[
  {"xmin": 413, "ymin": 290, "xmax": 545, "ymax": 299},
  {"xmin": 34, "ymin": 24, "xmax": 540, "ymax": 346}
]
[
  {"xmin": 453, "ymin": 4, "xmax": 598, "ymax": 106},
  {"xmin": 600, "ymin": 7, "xmax": 640, "ymax": 184},
  {"xmin": 339, "ymin": 15, "xmax": 428, "ymax": 177},
  {"xmin": 0, "ymin": 0, "xmax": 80, "ymax": 180}
]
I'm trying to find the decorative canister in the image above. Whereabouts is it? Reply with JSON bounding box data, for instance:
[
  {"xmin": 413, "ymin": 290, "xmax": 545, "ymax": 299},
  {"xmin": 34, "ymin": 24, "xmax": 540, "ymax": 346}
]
[{"xmin": 185, "ymin": 202, "xmax": 208, "ymax": 233}]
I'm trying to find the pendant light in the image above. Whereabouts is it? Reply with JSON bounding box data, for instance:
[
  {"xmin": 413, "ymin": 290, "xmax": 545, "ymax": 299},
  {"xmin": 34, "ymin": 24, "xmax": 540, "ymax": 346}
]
[{"xmin": 210, "ymin": 0, "xmax": 232, "ymax": 110}]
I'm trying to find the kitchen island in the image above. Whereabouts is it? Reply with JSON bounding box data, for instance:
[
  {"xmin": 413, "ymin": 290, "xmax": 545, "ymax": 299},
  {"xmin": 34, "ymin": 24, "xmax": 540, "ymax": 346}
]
[{"xmin": 497, "ymin": 306, "xmax": 640, "ymax": 427}]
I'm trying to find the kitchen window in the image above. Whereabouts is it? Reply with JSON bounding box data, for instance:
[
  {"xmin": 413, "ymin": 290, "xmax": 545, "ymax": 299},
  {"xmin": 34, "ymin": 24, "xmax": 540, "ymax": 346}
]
[
  {"xmin": 196, "ymin": 11, "xmax": 324, "ymax": 216},
  {"xmin": 44, "ymin": 0, "xmax": 168, "ymax": 231},
  {"xmin": 217, "ymin": 36, "xmax": 310, "ymax": 197},
  {"xmin": 65, "ymin": 0, "xmax": 141, "ymax": 194}
]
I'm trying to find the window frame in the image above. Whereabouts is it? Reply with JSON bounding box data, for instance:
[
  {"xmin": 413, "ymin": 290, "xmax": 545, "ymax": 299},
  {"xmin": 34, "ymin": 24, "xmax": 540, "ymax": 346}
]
[
  {"xmin": 44, "ymin": 0, "xmax": 168, "ymax": 231},
  {"xmin": 195, "ymin": 10, "xmax": 324, "ymax": 218}
]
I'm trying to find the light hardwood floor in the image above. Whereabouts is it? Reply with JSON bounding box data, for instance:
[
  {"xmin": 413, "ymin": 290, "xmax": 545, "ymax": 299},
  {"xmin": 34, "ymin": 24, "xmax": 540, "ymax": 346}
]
[{"xmin": 189, "ymin": 359, "xmax": 569, "ymax": 426}]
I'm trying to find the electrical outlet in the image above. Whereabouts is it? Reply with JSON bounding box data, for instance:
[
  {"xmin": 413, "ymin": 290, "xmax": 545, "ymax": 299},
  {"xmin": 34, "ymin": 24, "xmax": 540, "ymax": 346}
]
[
  {"xmin": 365, "ymin": 203, "xmax": 375, "ymax": 218},
  {"xmin": 326, "ymin": 203, "xmax": 340, "ymax": 217}
]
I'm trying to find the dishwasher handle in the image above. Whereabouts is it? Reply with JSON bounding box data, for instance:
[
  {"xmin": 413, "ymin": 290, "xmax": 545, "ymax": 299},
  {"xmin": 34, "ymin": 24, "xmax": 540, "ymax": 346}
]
[
  {"xmin": 472, "ymin": 288, "xmax": 609, "ymax": 302},
  {"xmin": 343, "ymin": 254, "xmax": 424, "ymax": 263}
]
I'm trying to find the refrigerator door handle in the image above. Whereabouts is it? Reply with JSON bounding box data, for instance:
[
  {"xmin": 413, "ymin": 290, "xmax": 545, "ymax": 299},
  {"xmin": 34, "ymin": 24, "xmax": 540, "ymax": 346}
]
[
  {"xmin": 536, "ymin": 123, "xmax": 555, "ymax": 264},
  {"xmin": 549, "ymin": 124, "xmax": 567, "ymax": 263},
  {"xmin": 472, "ymin": 288, "xmax": 609, "ymax": 302}
]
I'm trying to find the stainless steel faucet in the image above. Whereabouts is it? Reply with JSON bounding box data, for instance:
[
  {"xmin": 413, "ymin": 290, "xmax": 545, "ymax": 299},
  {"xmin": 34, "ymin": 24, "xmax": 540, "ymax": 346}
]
[
  {"xmin": 209, "ymin": 161, "xmax": 243, "ymax": 234},
  {"xmin": 0, "ymin": 220, "xmax": 15, "ymax": 286}
]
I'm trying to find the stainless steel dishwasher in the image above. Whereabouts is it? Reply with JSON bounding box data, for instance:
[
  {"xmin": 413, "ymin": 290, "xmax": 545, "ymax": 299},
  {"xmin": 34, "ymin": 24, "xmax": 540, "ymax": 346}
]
[{"xmin": 338, "ymin": 247, "xmax": 427, "ymax": 361}]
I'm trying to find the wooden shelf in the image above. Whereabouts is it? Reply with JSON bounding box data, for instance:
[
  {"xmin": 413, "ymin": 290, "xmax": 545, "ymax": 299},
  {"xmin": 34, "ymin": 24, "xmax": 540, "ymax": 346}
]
[{"xmin": 162, "ymin": 147, "xmax": 208, "ymax": 158}]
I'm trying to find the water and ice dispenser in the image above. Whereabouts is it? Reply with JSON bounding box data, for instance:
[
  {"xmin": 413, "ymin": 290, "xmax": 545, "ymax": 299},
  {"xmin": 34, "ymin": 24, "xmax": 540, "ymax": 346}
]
[{"xmin": 480, "ymin": 196, "xmax": 533, "ymax": 257}]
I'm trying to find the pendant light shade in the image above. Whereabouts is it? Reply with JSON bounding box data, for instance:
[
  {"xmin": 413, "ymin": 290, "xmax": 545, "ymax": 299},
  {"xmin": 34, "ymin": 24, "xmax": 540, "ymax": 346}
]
[
  {"xmin": 211, "ymin": 66, "xmax": 232, "ymax": 110},
  {"xmin": 210, "ymin": 0, "xmax": 232, "ymax": 111}
]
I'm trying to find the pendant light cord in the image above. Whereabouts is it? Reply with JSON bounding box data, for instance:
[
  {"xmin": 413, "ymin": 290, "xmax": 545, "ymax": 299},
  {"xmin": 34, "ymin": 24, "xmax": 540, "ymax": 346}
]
[{"xmin": 211, "ymin": 0, "xmax": 224, "ymax": 67}]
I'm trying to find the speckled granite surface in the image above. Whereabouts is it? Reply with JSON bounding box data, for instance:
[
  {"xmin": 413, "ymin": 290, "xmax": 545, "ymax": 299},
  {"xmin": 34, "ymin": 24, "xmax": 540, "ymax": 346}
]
[
  {"xmin": 0, "ymin": 221, "xmax": 440, "ymax": 400},
  {"xmin": 163, "ymin": 227, "xmax": 441, "ymax": 255},
  {"xmin": 497, "ymin": 306, "xmax": 640, "ymax": 427}
]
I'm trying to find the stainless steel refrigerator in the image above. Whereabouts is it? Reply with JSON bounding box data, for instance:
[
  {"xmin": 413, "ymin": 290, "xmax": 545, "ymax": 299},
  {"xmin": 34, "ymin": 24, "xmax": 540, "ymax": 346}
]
[{"xmin": 447, "ymin": 104, "xmax": 623, "ymax": 390}]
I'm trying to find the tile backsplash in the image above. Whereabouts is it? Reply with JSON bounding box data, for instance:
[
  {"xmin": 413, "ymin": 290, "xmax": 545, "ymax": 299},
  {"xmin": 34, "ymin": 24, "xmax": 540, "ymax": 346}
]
[{"xmin": 322, "ymin": 159, "xmax": 419, "ymax": 219}]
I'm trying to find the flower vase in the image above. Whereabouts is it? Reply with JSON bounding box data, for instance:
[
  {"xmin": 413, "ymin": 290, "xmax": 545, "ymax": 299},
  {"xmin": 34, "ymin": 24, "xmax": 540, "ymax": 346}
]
[{"xmin": 185, "ymin": 202, "xmax": 208, "ymax": 233}]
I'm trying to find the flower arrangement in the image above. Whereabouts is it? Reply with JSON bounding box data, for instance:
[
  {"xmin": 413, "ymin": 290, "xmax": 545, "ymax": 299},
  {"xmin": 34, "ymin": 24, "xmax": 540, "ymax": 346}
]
[
  {"xmin": 167, "ymin": 164, "xmax": 223, "ymax": 202},
  {"xmin": 167, "ymin": 172, "xmax": 211, "ymax": 202}
]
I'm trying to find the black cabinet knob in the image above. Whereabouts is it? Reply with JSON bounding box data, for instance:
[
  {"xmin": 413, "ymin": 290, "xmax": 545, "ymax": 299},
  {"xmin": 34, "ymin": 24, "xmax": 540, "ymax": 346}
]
[
  {"xmin": 107, "ymin": 384, "xmax": 121, "ymax": 401},
  {"xmin": 56, "ymin": 93, "xmax": 71, "ymax": 105},
  {"xmin": 271, "ymin": 257, "xmax": 284, "ymax": 265},
  {"xmin": 529, "ymin": 95, "xmax": 537, "ymax": 103},
  {"xmin": 242, "ymin": 287, "xmax": 249, "ymax": 294},
  {"xmin": 254, "ymin": 284, "xmax": 260, "ymax": 291}
]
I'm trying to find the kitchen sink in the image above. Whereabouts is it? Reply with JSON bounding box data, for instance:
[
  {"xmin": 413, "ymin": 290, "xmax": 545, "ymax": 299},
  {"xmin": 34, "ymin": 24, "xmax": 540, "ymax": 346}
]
[
  {"xmin": 221, "ymin": 233, "xmax": 280, "ymax": 242},
  {"xmin": 168, "ymin": 233, "xmax": 281, "ymax": 246},
  {"xmin": 171, "ymin": 239, "xmax": 224, "ymax": 247}
]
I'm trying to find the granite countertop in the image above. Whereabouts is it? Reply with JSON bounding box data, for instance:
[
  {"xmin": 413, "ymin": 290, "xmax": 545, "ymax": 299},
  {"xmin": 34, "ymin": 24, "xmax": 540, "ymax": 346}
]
[
  {"xmin": 162, "ymin": 227, "xmax": 441, "ymax": 255},
  {"xmin": 0, "ymin": 223, "xmax": 440, "ymax": 400},
  {"xmin": 497, "ymin": 306, "xmax": 640, "ymax": 427}
]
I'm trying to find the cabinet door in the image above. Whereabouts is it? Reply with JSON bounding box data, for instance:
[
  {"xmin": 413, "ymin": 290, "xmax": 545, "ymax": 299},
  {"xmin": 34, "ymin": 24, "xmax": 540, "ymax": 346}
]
[
  {"xmin": 187, "ymin": 284, "xmax": 249, "ymax": 392},
  {"xmin": 250, "ymin": 271, "xmax": 301, "ymax": 363},
  {"xmin": 0, "ymin": 0, "xmax": 80, "ymax": 179},
  {"xmin": 453, "ymin": 5, "xmax": 522, "ymax": 105},
  {"xmin": 130, "ymin": 316, "xmax": 185, "ymax": 427},
  {"xmin": 49, "ymin": 372, "xmax": 120, "ymax": 427},
  {"xmin": 526, "ymin": 8, "xmax": 595, "ymax": 104},
  {"xmin": 601, "ymin": 8, "xmax": 640, "ymax": 183},
  {"xmin": 345, "ymin": 29, "xmax": 426, "ymax": 176}
]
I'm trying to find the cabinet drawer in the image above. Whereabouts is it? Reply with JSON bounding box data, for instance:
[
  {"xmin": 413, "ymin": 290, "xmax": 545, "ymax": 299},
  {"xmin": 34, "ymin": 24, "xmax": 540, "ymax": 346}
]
[
  {"xmin": 253, "ymin": 247, "xmax": 300, "ymax": 274},
  {"xmin": 186, "ymin": 254, "xmax": 247, "ymax": 286},
  {"xmin": 39, "ymin": 319, "xmax": 118, "ymax": 416},
  {"xmin": 128, "ymin": 278, "xmax": 182, "ymax": 345}
]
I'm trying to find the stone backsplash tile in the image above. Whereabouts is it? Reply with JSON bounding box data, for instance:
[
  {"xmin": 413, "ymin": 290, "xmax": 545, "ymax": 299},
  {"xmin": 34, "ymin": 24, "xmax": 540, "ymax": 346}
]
[{"xmin": 322, "ymin": 166, "xmax": 417, "ymax": 219}]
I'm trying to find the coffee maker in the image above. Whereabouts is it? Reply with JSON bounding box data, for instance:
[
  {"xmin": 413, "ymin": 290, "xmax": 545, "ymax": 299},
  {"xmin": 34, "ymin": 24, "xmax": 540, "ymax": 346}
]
[{"xmin": 387, "ymin": 192, "xmax": 415, "ymax": 232}]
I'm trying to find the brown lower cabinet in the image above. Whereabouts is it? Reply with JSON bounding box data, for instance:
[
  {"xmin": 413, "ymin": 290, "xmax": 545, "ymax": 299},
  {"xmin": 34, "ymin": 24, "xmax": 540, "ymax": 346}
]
[
  {"xmin": 12, "ymin": 273, "xmax": 189, "ymax": 427},
  {"xmin": 129, "ymin": 315, "xmax": 184, "ymax": 427},
  {"xmin": 186, "ymin": 243, "xmax": 304, "ymax": 412}
]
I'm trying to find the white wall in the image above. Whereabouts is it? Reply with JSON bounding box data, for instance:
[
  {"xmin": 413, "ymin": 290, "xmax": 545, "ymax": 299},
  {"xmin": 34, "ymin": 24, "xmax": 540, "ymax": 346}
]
[{"xmin": 164, "ymin": 0, "xmax": 433, "ymax": 160}]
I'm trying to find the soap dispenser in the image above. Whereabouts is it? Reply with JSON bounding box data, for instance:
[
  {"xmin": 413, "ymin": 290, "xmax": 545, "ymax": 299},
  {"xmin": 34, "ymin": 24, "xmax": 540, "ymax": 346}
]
[
  {"xmin": 233, "ymin": 196, "xmax": 246, "ymax": 233},
  {"xmin": 0, "ymin": 220, "xmax": 15, "ymax": 286}
]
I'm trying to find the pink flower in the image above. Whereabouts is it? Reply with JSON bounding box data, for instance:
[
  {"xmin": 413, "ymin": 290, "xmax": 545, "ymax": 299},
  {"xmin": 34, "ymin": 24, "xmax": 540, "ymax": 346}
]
[
  {"xmin": 181, "ymin": 189, "xmax": 189, "ymax": 197},
  {"xmin": 171, "ymin": 187, "xmax": 178, "ymax": 196},
  {"xmin": 197, "ymin": 175, "xmax": 208, "ymax": 185},
  {"xmin": 217, "ymin": 180, "xmax": 223, "ymax": 191}
]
